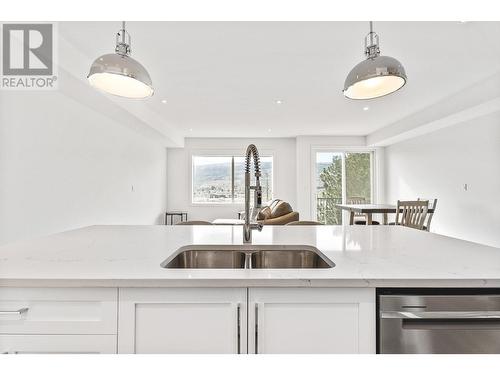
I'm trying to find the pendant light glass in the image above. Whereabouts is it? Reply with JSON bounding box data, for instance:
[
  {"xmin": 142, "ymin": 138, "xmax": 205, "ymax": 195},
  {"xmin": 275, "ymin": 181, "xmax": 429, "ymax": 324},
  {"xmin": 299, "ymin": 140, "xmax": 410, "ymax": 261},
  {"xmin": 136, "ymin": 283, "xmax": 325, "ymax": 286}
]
[
  {"xmin": 88, "ymin": 22, "xmax": 154, "ymax": 99},
  {"xmin": 343, "ymin": 22, "xmax": 406, "ymax": 100}
]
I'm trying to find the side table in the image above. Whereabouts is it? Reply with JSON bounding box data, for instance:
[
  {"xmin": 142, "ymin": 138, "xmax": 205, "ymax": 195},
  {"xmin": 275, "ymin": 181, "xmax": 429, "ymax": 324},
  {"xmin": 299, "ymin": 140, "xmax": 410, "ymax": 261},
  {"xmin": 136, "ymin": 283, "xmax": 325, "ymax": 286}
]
[{"xmin": 165, "ymin": 211, "xmax": 188, "ymax": 225}]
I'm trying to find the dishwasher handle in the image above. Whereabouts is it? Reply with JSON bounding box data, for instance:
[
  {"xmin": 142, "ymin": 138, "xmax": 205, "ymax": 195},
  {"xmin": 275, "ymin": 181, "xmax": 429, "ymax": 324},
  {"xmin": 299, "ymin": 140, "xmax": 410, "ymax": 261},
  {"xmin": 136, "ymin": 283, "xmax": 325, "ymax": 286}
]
[{"xmin": 381, "ymin": 311, "xmax": 500, "ymax": 319}]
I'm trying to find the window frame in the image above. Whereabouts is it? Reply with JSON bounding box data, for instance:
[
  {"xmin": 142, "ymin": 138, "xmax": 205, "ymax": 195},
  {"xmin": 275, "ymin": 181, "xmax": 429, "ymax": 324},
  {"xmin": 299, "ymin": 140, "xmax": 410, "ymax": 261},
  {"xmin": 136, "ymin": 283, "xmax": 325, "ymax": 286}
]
[
  {"xmin": 190, "ymin": 151, "xmax": 274, "ymax": 206},
  {"xmin": 310, "ymin": 147, "xmax": 378, "ymax": 223}
]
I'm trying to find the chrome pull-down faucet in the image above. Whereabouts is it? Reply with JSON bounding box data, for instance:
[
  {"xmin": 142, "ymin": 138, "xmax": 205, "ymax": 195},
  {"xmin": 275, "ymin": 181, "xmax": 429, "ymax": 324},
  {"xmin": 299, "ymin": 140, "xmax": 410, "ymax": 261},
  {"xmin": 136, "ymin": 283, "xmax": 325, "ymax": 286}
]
[{"xmin": 243, "ymin": 144, "xmax": 263, "ymax": 243}]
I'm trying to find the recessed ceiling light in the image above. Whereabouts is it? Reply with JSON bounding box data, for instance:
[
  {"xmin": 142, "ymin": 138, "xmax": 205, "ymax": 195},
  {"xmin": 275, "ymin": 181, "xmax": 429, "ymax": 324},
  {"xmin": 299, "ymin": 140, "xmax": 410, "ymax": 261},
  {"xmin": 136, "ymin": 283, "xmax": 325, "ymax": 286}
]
[
  {"xmin": 275, "ymin": 100, "xmax": 283, "ymax": 105},
  {"xmin": 363, "ymin": 106, "xmax": 369, "ymax": 111},
  {"xmin": 161, "ymin": 99, "xmax": 167, "ymax": 104}
]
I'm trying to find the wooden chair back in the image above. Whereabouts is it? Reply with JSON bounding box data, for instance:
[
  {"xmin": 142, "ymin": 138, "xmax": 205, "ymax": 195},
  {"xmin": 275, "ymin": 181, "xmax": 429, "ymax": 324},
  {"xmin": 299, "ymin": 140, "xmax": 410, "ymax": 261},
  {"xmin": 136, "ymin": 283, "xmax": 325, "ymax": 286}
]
[
  {"xmin": 418, "ymin": 198, "xmax": 438, "ymax": 231},
  {"xmin": 347, "ymin": 197, "xmax": 367, "ymax": 219},
  {"xmin": 347, "ymin": 197, "xmax": 366, "ymax": 204},
  {"xmin": 395, "ymin": 200, "xmax": 429, "ymax": 230}
]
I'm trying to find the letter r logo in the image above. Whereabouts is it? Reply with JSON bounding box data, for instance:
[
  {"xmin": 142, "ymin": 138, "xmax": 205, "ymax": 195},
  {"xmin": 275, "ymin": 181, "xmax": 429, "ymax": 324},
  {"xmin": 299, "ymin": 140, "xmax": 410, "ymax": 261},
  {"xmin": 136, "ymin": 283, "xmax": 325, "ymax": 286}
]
[{"xmin": 2, "ymin": 24, "xmax": 53, "ymax": 76}]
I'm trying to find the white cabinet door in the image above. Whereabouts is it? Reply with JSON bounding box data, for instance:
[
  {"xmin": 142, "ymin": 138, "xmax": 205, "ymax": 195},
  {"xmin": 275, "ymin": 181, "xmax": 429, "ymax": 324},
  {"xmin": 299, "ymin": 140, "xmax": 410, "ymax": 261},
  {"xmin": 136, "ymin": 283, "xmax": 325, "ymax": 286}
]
[
  {"xmin": 0, "ymin": 334, "xmax": 116, "ymax": 354},
  {"xmin": 248, "ymin": 288, "xmax": 375, "ymax": 354},
  {"xmin": 118, "ymin": 288, "xmax": 247, "ymax": 354}
]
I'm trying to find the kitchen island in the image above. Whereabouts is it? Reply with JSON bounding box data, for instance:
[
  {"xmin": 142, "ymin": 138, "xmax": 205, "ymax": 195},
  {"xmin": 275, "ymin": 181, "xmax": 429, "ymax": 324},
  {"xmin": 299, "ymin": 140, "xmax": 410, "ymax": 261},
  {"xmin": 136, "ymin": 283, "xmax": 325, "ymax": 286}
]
[{"xmin": 0, "ymin": 225, "xmax": 499, "ymax": 354}]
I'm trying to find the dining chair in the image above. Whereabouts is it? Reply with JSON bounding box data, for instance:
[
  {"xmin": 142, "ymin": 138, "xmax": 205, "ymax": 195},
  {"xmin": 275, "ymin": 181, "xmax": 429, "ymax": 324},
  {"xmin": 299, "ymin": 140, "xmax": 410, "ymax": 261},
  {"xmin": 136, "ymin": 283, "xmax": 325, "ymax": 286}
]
[
  {"xmin": 418, "ymin": 198, "xmax": 438, "ymax": 232},
  {"xmin": 175, "ymin": 221, "xmax": 213, "ymax": 225},
  {"xmin": 286, "ymin": 221, "xmax": 324, "ymax": 226},
  {"xmin": 348, "ymin": 197, "xmax": 366, "ymax": 204},
  {"xmin": 348, "ymin": 196, "xmax": 380, "ymax": 225},
  {"xmin": 395, "ymin": 200, "xmax": 429, "ymax": 230}
]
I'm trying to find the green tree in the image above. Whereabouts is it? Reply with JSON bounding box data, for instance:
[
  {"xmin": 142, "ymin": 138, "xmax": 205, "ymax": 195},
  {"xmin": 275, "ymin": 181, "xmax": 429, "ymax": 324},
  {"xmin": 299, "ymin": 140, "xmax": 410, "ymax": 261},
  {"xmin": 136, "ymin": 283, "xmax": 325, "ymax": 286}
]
[
  {"xmin": 317, "ymin": 153, "xmax": 371, "ymax": 224},
  {"xmin": 317, "ymin": 155, "xmax": 342, "ymax": 224},
  {"xmin": 346, "ymin": 153, "xmax": 371, "ymax": 202}
]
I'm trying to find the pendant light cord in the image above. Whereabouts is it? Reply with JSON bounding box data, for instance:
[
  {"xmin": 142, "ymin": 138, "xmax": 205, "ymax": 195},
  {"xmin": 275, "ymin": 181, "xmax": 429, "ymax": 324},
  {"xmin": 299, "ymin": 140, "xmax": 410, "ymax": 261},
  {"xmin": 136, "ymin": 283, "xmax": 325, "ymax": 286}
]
[
  {"xmin": 365, "ymin": 21, "xmax": 379, "ymax": 59},
  {"xmin": 121, "ymin": 21, "xmax": 126, "ymax": 44},
  {"xmin": 116, "ymin": 21, "xmax": 131, "ymax": 56},
  {"xmin": 369, "ymin": 21, "xmax": 373, "ymax": 46}
]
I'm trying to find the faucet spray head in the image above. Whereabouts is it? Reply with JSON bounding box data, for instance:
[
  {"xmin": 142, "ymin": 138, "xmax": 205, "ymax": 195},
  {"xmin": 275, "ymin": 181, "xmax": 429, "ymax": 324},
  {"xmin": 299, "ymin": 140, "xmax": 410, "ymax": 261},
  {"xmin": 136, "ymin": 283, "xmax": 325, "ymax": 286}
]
[{"xmin": 245, "ymin": 144, "xmax": 261, "ymax": 178}]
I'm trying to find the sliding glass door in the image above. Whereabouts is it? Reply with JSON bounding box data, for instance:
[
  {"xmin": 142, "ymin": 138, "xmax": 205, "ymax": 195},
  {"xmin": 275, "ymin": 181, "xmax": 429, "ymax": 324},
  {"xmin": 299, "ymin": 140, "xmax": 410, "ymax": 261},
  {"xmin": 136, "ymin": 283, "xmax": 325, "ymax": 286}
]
[
  {"xmin": 316, "ymin": 152, "xmax": 343, "ymax": 224},
  {"xmin": 314, "ymin": 151, "xmax": 373, "ymax": 224}
]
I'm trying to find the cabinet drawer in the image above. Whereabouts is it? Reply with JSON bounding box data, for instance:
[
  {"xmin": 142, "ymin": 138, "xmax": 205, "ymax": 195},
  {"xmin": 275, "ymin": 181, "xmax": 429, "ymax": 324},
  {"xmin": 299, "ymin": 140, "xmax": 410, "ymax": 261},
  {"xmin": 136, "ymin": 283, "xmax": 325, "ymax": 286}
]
[
  {"xmin": 0, "ymin": 288, "xmax": 117, "ymax": 334},
  {"xmin": 0, "ymin": 334, "xmax": 116, "ymax": 354}
]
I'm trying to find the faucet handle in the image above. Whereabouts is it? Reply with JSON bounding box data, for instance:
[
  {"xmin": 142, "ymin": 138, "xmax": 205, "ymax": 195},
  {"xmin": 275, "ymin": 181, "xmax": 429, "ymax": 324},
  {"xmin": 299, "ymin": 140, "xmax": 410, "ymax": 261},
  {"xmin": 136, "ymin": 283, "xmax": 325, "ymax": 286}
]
[{"xmin": 256, "ymin": 187, "xmax": 262, "ymax": 206}]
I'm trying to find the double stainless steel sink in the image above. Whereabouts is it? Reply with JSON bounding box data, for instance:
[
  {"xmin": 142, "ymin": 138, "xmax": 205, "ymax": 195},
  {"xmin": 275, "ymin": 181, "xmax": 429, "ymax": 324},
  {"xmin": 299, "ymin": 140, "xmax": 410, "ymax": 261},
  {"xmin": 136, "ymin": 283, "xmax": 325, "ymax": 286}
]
[{"xmin": 161, "ymin": 245, "xmax": 335, "ymax": 269}]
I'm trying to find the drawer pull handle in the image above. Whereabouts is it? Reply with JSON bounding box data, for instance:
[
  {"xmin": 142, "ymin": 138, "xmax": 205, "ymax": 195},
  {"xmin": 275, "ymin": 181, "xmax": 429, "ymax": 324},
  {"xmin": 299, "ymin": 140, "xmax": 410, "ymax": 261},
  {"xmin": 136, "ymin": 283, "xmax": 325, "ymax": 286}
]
[
  {"xmin": 236, "ymin": 303, "xmax": 241, "ymax": 354},
  {"xmin": 255, "ymin": 303, "xmax": 259, "ymax": 354},
  {"xmin": 0, "ymin": 308, "xmax": 29, "ymax": 317}
]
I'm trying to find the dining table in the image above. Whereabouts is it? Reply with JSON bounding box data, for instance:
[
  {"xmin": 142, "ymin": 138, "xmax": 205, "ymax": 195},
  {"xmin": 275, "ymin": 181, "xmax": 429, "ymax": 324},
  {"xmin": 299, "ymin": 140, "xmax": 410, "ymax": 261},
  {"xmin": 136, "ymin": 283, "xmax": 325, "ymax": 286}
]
[{"xmin": 335, "ymin": 203, "xmax": 435, "ymax": 225}]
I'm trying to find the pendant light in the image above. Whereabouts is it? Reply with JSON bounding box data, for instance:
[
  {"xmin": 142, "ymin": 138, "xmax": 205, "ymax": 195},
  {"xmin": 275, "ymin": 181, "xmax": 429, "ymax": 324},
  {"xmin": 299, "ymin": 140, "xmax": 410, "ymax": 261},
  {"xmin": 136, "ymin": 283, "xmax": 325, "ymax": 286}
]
[
  {"xmin": 88, "ymin": 22, "xmax": 154, "ymax": 99},
  {"xmin": 343, "ymin": 22, "xmax": 406, "ymax": 100}
]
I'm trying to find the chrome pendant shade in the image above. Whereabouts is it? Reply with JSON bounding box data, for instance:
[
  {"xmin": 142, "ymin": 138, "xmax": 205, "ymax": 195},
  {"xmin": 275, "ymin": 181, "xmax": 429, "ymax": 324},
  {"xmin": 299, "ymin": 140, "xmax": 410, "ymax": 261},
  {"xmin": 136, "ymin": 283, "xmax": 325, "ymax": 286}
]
[
  {"xmin": 343, "ymin": 22, "xmax": 406, "ymax": 100},
  {"xmin": 88, "ymin": 22, "xmax": 153, "ymax": 99}
]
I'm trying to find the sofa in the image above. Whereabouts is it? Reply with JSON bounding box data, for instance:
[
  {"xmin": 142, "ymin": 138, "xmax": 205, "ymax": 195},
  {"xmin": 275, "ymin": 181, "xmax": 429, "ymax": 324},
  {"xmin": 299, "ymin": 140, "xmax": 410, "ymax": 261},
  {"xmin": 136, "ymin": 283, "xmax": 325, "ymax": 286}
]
[
  {"xmin": 255, "ymin": 199, "xmax": 299, "ymax": 225},
  {"xmin": 237, "ymin": 199, "xmax": 299, "ymax": 225}
]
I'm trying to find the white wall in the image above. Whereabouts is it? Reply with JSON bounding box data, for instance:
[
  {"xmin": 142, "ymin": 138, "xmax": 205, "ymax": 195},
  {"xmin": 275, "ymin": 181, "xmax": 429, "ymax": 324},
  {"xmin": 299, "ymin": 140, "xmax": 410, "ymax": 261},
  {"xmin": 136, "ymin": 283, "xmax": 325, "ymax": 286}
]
[
  {"xmin": 0, "ymin": 90, "xmax": 167, "ymax": 245},
  {"xmin": 167, "ymin": 138, "xmax": 296, "ymax": 222},
  {"xmin": 384, "ymin": 112, "xmax": 500, "ymax": 248}
]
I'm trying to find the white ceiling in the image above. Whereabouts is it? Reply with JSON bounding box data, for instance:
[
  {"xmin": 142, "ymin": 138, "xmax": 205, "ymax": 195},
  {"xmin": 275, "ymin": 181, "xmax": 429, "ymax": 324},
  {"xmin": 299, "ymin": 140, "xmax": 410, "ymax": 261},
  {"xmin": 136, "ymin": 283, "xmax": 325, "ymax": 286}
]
[{"xmin": 59, "ymin": 21, "xmax": 500, "ymax": 140}]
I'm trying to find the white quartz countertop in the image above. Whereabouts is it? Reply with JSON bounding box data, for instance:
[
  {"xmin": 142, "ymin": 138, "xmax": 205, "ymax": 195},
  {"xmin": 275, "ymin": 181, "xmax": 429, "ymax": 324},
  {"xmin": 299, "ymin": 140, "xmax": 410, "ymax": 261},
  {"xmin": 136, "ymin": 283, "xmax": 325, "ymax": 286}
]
[{"xmin": 1, "ymin": 225, "xmax": 499, "ymax": 288}]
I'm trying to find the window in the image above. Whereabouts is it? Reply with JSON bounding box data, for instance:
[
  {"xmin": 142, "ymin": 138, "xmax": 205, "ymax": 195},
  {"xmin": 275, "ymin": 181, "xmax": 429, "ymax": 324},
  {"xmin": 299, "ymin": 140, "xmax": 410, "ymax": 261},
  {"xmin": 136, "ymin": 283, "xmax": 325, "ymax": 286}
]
[
  {"xmin": 192, "ymin": 155, "xmax": 273, "ymax": 204},
  {"xmin": 315, "ymin": 151, "xmax": 373, "ymax": 224}
]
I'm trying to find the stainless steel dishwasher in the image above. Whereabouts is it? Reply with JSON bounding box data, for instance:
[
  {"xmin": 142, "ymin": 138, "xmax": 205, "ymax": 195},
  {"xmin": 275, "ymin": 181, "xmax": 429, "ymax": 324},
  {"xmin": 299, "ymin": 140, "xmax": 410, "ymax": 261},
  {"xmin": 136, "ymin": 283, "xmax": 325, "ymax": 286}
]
[{"xmin": 378, "ymin": 289, "xmax": 500, "ymax": 354}]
